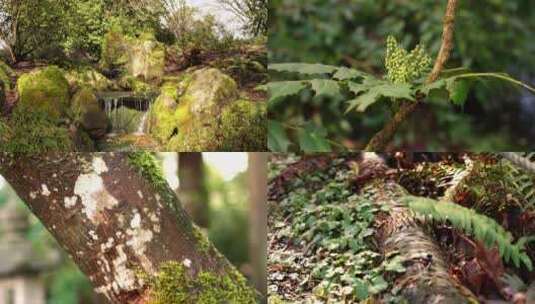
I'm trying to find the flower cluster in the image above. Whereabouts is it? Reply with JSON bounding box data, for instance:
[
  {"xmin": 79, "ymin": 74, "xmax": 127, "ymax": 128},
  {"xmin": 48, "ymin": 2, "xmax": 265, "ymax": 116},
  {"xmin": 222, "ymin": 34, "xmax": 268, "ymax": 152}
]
[{"xmin": 385, "ymin": 36, "xmax": 432, "ymax": 84}]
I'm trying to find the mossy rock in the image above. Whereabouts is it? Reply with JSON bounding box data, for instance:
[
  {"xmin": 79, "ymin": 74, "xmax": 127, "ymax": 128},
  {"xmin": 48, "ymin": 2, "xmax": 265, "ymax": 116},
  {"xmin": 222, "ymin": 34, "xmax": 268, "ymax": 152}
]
[
  {"xmin": 165, "ymin": 100, "xmax": 266, "ymax": 151},
  {"xmin": 128, "ymin": 32, "xmax": 166, "ymax": 81},
  {"xmin": 148, "ymin": 69, "xmax": 266, "ymax": 151},
  {"xmin": 100, "ymin": 24, "xmax": 129, "ymax": 70},
  {"xmin": 65, "ymin": 68, "xmax": 114, "ymax": 92},
  {"xmin": 219, "ymin": 100, "xmax": 267, "ymax": 151},
  {"xmin": 71, "ymin": 87, "xmax": 109, "ymax": 139},
  {"xmin": 1, "ymin": 104, "xmax": 73, "ymax": 152},
  {"xmin": 185, "ymin": 68, "xmax": 238, "ymax": 117},
  {"xmin": 16, "ymin": 66, "xmax": 70, "ymax": 119},
  {"xmin": 118, "ymin": 75, "xmax": 156, "ymax": 93}
]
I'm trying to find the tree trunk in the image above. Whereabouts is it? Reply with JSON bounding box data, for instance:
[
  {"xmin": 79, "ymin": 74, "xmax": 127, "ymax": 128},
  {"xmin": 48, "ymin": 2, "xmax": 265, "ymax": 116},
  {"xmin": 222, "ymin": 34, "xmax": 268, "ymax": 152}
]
[
  {"xmin": 248, "ymin": 153, "xmax": 267, "ymax": 301},
  {"xmin": 0, "ymin": 152, "xmax": 256, "ymax": 304},
  {"xmin": 357, "ymin": 155, "xmax": 475, "ymax": 303},
  {"xmin": 177, "ymin": 153, "xmax": 209, "ymax": 227}
]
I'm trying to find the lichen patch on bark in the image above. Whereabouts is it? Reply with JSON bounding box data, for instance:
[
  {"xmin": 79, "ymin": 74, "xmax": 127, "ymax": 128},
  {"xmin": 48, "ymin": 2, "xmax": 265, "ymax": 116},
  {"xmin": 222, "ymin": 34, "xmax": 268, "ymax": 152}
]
[{"xmin": 73, "ymin": 156, "xmax": 118, "ymax": 224}]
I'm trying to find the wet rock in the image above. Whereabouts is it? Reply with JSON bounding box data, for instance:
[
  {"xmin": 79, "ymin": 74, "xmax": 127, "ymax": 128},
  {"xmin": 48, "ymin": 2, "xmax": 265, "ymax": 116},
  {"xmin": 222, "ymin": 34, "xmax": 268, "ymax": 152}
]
[{"xmin": 71, "ymin": 87, "xmax": 109, "ymax": 139}]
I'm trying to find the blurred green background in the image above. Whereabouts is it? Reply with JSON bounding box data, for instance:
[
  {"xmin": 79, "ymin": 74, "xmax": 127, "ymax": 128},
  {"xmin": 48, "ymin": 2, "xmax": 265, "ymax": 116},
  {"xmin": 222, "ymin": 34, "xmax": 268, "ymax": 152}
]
[
  {"xmin": 269, "ymin": 0, "xmax": 535, "ymax": 150},
  {"xmin": 0, "ymin": 152, "xmax": 263, "ymax": 304}
]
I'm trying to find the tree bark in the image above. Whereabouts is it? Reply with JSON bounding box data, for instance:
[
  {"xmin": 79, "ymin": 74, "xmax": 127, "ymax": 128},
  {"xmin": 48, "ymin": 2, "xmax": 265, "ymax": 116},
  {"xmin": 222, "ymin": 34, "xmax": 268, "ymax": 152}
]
[
  {"xmin": 357, "ymin": 155, "xmax": 475, "ymax": 303},
  {"xmin": 0, "ymin": 152, "xmax": 256, "ymax": 304},
  {"xmin": 177, "ymin": 153, "xmax": 209, "ymax": 227},
  {"xmin": 248, "ymin": 153, "xmax": 267, "ymax": 301}
]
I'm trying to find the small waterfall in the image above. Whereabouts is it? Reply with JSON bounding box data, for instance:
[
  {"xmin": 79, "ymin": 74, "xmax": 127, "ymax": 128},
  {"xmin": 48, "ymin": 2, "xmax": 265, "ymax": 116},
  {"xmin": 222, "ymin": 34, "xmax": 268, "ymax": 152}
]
[{"xmin": 97, "ymin": 91, "xmax": 155, "ymax": 136}]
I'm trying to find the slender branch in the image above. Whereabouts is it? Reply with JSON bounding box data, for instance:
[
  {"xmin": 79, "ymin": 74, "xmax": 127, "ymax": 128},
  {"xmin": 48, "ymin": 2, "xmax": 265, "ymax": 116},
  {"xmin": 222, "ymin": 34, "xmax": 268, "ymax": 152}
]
[{"xmin": 365, "ymin": 0, "xmax": 459, "ymax": 151}]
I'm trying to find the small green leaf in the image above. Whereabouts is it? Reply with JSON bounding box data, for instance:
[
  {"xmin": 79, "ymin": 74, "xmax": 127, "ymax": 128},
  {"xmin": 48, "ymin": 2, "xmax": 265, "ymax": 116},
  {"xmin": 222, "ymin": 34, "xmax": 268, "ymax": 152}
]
[
  {"xmin": 268, "ymin": 120, "xmax": 291, "ymax": 152},
  {"xmin": 353, "ymin": 279, "xmax": 369, "ymax": 300},
  {"xmin": 268, "ymin": 81, "xmax": 307, "ymax": 104},
  {"xmin": 333, "ymin": 67, "xmax": 366, "ymax": 80},
  {"xmin": 297, "ymin": 122, "xmax": 332, "ymax": 152},
  {"xmin": 346, "ymin": 90, "xmax": 381, "ymax": 112},
  {"xmin": 309, "ymin": 79, "xmax": 342, "ymax": 98},
  {"xmin": 347, "ymin": 81, "xmax": 368, "ymax": 96},
  {"xmin": 447, "ymin": 78, "xmax": 470, "ymax": 106},
  {"xmin": 269, "ymin": 63, "xmax": 338, "ymax": 75}
]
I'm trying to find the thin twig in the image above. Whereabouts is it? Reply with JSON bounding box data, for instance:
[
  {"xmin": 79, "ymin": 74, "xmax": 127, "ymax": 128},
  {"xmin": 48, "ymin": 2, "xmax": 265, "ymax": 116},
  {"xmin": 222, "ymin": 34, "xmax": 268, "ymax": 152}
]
[{"xmin": 365, "ymin": 0, "xmax": 459, "ymax": 151}]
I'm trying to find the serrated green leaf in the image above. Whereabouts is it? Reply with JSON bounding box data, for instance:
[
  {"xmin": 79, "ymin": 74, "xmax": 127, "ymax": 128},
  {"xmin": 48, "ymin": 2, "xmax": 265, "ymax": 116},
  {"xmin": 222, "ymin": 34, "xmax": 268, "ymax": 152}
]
[
  {"xmin": 297, "ymin": 122, "xmax": 332, "ymax": 152},
  {"xmin": 268, "ymin": 120, "xmax": 291, "ymax": 152},
  {"xmin": 447, "ymin": 78, "xmax": 470, "ymax": 106},
  {"xmin": 346, "ymin": 83, "xmax": 415, "ymax": 113},
  {"xmin": 420, "ymin": 79, "xmax": 447, "ymax": 95},
  {"xmin": 268, "ymin": 81, "xmax": 307, "ymax": 104},
  {"xmin": 269, "ymin": 63, "xmax": 338, "ymax": 75},
  {"xmin": 333, "ymin": 67, "xmax": 366, "ymax": 80},
  {"xmin": 346, "ymin": 90, "xmax": 381, "ymax": 112},
  {"xmin": 347, "ymin": 81, "xmax": 368, "ymax": 96},
  {"xmin": 309, "ymin": 79, "xmax": 342, "ymax": 98}
]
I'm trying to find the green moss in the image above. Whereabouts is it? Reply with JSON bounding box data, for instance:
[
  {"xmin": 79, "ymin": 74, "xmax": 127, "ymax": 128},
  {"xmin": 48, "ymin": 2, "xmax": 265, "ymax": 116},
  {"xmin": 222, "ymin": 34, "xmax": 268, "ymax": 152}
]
[
  {"xmin": 101, "ymin": 23, "xmax": 129, "ymax": 69},
  {"xmin": 268, "ymin": 295, "xmax": 287, "ymax": 304},
  {"xmin": 192, "ymin": 226, "xmax": 211, "ymax": 255},
  {"xmin": 0, "ymin": 60, "xmax": 13, "ymax": 91},
  {"xmin": 220, "ymin": 100, "xmax": 267, "ymax": 151},
  {"xmin": 118, "ymin": 75, "xmax": 155, "ymax": 93},
  {"xmin": 2, "ymin": 104, "xmax": 73, "ymax": 153},
  {"xmin": 65, "ymin": 68, "xmax": 113, "ymax": 92},
  {"xmin": 17, "ymin": 66, "xmax": 70, "ymax": 119},
  {"xmin": 146, "ymin": 261, "xmax": 256, "ymax": 304}
]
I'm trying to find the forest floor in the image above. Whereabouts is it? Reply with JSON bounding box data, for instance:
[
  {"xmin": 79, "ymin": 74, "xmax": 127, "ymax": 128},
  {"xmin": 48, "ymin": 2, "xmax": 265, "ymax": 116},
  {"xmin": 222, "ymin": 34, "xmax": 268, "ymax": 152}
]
[{"xmin": 268, "ymin": 153, "xmax": 535, "ymax": 304}]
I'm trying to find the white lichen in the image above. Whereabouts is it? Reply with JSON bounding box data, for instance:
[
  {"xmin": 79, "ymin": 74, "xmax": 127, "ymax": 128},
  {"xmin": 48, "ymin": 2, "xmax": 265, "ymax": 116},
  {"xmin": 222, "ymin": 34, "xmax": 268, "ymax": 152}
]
[
  {"xmin": 64, "ymin": 196, "xmax": 78, "ymax": 208},
  {"xmin": 41, "ymin": 184, "xmax": 51, "ymax": 196},
  {"xmin": 183, "ymin": 258, "xmax": 192, "ymax": 268},
  {"xmin": 73, "ymin": 157, "xmax": 118, "ymax": 224}
]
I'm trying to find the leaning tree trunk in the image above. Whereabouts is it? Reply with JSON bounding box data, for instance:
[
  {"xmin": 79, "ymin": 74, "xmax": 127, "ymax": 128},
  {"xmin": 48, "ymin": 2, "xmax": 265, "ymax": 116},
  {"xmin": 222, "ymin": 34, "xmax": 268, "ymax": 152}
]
[
  {"xmin": 357, "ymin": 154, "xmax": 476, "ymax": 303},
  {"xmin": 177, "ymin": 152, "xmax": 209, "ymax": 227},
  {"xmin": 0, "ymin": 152, "xmax": 257, "ymax": 304}
]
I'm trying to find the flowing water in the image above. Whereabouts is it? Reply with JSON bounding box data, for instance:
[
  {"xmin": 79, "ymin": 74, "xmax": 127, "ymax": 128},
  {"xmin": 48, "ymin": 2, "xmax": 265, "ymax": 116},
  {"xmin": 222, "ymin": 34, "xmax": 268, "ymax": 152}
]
[
  {"xmin": 96, "ymin": 91, "xmax": 160, "ymax": 151},
  {"xmin": 97, "ymin": 91, "xmax": 157, "ymax": 135}
]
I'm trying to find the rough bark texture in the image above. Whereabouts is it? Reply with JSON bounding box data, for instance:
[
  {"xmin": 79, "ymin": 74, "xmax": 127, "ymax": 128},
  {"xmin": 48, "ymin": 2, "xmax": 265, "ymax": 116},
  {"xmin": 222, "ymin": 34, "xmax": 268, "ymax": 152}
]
[
  {"xmin": 365, "ymin": 0, "xmax": 459, "ymax": 151},
  {"xmin": 0, "ymin": 153, "xmax": 256, "ymax": 304},
  {"xmin": 177, "ymin": 153, "xmax": 209, "ymax": 227},
  {"xmin": 248, "ymin": 153, "xmax": 267, "ymax": 300},
  {"xmin": 358, "ymin": 155, "xmax": 476, "ymax": 303}
]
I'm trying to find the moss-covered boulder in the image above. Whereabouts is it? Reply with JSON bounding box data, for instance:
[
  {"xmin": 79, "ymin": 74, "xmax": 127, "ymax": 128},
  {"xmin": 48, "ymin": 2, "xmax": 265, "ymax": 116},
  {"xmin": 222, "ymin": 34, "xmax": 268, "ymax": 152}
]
[
  {"xmin": 128, "ymin": 33, "xmax": 166, "ymax": 81},
  {"xmin": 101, "ymin": 28, "xmax": 165, "ymax": 81},
  {"xmin": 71, "ymin": 87, "xmax": 109, "ymax": 139},
  {"xmin": 165, "ymin": 100, "xmax": 266, "ymax": 151},
  {"xmin": 16, "ymin": 66, "xmax": 70, "ymax": 119},
  {"xmin": 186, "ymin": 68, "xmax": 238, "ymax": 117},
  {"xmin": 65, "ymin": 68, "xmax": 114, "ymax": 92},
  {"xmin": 100, "ymin": 24, "xmax": 129, "ymax": 70},
  {"xmin": 148, "ymin": 68, "xmax": 265, "ymax": 151}
]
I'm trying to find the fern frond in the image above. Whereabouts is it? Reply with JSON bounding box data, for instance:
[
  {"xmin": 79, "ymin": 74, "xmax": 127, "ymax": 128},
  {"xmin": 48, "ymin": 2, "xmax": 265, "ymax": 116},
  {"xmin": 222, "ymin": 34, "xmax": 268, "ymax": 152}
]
[{"xmin": 402, "ymin": 196, "xmax": 533, "ymax": 271}]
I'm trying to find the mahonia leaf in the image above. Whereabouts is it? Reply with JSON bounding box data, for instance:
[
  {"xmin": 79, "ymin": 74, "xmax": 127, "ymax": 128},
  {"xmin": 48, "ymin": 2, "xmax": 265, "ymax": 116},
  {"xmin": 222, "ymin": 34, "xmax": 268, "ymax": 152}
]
[
  {"xmin": 347, "ymin": 81, "xmax": 368, "ymax": 96},
  {"xmin": 268, "ymin": 81, "xmax": 307, "ymax": 104},
  {"xmin": 309, "ymin": 79, "xmax": 342, "ymax": 98},
  {"xmin": 268, "ymin": 120, "xmax": 291, "ymax": 152},
  {"xmin": 333, "ymin": 67, "xmax": 366, "ymax": 80},
  {"xmin": 297, "ymin": 122, "xmax": 332, "ymax": 152},
  {"xmin": 269, "ymin": 63, "xmax": 338, "ymax": 75},
  {"xmin": 346, "ymin": 90, "xmax": 381, "ymax": 112},
  {"xmin": 346, "ymin": 83, "xmax": 415, "ymax": 113}
]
